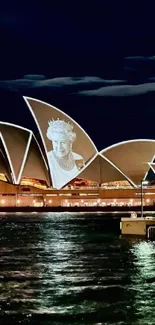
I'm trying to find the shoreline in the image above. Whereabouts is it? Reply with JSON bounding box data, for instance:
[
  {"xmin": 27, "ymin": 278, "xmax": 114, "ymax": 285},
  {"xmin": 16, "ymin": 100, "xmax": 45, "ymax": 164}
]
[{"xmin": 0, "ymin": 205, "xmax": 154, "ymax": 214}]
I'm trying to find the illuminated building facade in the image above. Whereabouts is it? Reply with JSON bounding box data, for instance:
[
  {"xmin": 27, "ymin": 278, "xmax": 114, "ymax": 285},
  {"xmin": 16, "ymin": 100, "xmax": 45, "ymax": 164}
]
[{"xmin": 0, "ymin": 97, "xmax": 155, "ymax": 207}]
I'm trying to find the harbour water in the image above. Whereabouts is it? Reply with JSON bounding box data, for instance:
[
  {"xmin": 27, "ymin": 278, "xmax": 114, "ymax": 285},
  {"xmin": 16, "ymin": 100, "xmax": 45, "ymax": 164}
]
[{"xmin": 0, "ymin": 212, "xmax": 155, "ymax": 325}]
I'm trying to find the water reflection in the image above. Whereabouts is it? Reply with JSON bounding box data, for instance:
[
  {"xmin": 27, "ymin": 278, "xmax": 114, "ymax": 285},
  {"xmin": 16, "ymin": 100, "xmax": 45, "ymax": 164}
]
[
  {"xmin": 0, "ymin": 213, "xmax": 154, "ymax": 324},
  {"xmin": 130, "ymin": 240, "xmax": 155, "ymax": 324}
]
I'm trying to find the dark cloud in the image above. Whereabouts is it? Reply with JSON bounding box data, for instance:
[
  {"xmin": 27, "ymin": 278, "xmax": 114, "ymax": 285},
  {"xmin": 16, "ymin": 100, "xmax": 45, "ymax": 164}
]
[
  {"xmin": 124, "ymin": 56, "xmax": 155, "ymax": 83},
  {"xmin": 78, "ymin": 83, "xmax": 155, "ymax": 97},
  {"xmin": 124, "ymin": 56, "xmax": 155, "ymax": 61},
  {"xmin": 1, "ymin": 74, "xmax": 155, "ymax": 97},
  {"xmin": 125, "ymin": 56, "xmax": 147, "ymax": 61},
  {"xmin": 148, "ymin": 77, "xmax": 155, "ymax": 81},
  {"xmin": 0, "ymin": 75, "xmax": 126, "ymax": 92},
  {"xmin": 23, "ymin": 75, "xmax": 46, "ymax": 80}
]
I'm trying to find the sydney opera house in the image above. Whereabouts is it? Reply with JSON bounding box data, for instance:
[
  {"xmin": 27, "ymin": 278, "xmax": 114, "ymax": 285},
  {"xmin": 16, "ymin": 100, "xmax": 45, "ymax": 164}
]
[{"xmin": 0, "ymin": 96, "xmax": 155, "ymax": 208}]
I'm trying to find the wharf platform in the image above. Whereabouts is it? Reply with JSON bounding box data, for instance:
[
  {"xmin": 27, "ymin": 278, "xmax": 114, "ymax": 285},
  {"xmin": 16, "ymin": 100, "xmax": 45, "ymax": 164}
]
[{"xmin": 121, "ymin": 217, "xmax": 155, "ymax": 237}]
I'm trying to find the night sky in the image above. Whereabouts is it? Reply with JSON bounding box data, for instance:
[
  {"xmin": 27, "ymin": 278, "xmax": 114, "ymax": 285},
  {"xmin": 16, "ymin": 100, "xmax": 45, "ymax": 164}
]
[{"xmin": 1, "ymin": 2, "xmax": 155, "ymax": 151}]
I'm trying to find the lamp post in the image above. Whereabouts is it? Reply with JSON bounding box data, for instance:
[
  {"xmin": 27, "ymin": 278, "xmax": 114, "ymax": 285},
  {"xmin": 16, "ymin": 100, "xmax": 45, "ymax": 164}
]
[{"xmin": 141, "ymin": 180, "xmax": 149, "ymax": 218}]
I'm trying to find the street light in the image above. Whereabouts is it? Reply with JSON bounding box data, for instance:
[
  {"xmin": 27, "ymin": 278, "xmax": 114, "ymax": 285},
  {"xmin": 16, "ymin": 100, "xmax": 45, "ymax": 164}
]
[{"xmin": 141, "ymin": 180, "xmax": 149, "ymax": 218}]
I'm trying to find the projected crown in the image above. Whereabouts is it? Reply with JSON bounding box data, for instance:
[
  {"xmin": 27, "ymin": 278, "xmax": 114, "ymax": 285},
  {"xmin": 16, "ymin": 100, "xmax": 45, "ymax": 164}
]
[
  {"xmin": 47, "ymin": 118, "xmax": 76, "ymax": 142},
  {"xmin": 48, "ymin": 119, "xmax": 74, "ymax": 133}
]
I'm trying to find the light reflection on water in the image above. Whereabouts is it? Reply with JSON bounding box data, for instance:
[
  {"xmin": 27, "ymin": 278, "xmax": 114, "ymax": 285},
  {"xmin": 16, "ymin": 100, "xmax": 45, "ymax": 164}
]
[{"xmin": 0, "ymin": 212, "xmax": 155, "ymax": 324}]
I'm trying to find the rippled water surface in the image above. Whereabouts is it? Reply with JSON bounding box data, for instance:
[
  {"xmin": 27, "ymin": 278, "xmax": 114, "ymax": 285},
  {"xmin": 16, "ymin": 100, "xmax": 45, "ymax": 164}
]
[{"xmin": 0, "ymin": 212, "xmax": 155, "ymax": 325}]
